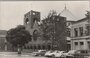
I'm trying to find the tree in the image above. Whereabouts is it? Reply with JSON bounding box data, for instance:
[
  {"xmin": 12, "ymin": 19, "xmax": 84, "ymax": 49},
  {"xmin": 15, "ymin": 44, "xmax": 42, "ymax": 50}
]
[
  {"xmin": 40, "ymin": 10, "xmax": 57, "ymax": 40},
  {"xmin": 85, "ymin": 11, "xmax": 90, "ymax": 18},
  {"xmin": 40, "ymin": 10, "xmax": 67, "ymax": 50},
  {"xmin": 6, "ymin": 25, "xmax": 32, "ymax": 54}
]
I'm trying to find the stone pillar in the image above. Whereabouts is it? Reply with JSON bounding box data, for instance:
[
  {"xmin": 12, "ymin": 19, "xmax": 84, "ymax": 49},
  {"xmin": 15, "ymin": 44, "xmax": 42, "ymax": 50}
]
[
  {"xmin": 78, "ymin": 28, "xmax": 80, "ymax": 37},
  {"xmin": 71, "ymin": 40, "xmax": 74, "ymax": 50},
  {"xmin": 84, "ymin": 40, "xmax": 88, "ymax": 49}
]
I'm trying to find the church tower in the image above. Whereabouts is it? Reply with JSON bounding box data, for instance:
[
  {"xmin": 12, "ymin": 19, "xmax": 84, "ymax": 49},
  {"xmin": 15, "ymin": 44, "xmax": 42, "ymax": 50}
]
[{"xmin": 24, "ymin": 10, "xmax": 40, "ymax": 35}]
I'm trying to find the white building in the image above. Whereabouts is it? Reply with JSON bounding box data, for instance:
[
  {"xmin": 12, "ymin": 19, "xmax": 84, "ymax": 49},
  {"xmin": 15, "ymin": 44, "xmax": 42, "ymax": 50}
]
[
  {"xmin": 70, "ymin": 14, "xmax": 90, "ymax": 50},
  {"xmin": 60, "ymin": 5, "xmax": 90, "ymax": 50}
]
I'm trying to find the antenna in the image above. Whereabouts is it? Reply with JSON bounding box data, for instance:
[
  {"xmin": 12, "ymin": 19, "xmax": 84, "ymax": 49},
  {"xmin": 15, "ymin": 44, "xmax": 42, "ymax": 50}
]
[
  {"xmin": 65, "ymin": 4, "xmax": 67, "ymax": 10},
  {"xmin": 59, "ymin": 4, "xmax": 67, "ymax": 15}
]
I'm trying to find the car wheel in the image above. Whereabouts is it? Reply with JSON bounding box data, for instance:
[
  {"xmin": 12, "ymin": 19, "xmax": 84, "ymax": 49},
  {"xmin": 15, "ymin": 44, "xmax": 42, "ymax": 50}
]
[
  {"xmin": 52, "ymin": 55, "xmax": 55, "ymax": 58},
  {"xmin": 66, "ymin": 56, "xmax": 73, "ymax": 58},
  {"xmin": 41, "ymin": 54, "xmax": 44, "ymax": 56},
  {"xmin": 35, "ymin": 55, "xmax": 38, "ymax": 56}
]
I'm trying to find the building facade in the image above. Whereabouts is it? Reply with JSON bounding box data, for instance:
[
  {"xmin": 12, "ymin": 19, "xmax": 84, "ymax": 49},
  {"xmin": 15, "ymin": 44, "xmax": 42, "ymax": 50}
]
[
  {"xmin": 70, "ymin": 15, "xmax": 90, "ymax": 50},
  {"xmin": 24, "ymin": 10, "xmax": 67, "ymax": 51},
  {"xmin": 0, "ymin": 30, "xmax": 7, "ymax": 51},
  {"xmin": 0, "ymin": 30, "xmax": 12, "ymax": 51},
  {"xmin": 24, "ymin": 10, "xmax": 52, "ymax": 50},
  {"xmin": 66, "ymin": 21, "xmax": 76, "ymax": 51}
]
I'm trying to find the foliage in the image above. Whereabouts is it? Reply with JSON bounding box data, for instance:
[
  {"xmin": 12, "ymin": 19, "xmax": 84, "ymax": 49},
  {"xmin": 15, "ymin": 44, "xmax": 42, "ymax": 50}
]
[
  {"xmin": 85, "ymin": 11, "xmax": 90, "ymax": 18},
  {"xmin": 40, "ymin": 10, "xmax": 59, "ymax": 40},
  {"xmin": 6, "ymin": 25, "xmax": 32, "ymax": 47}
]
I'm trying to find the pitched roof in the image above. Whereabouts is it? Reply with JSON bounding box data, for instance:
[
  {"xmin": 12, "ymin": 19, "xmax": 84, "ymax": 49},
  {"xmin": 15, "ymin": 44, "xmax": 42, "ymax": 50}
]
[
  {"xmin": 60, "ymin": 6, "xmax": 77, "ymax": 21},
  {"xmin": 72, "ymin": 17, "xmax": 89, "ymax": 24}
]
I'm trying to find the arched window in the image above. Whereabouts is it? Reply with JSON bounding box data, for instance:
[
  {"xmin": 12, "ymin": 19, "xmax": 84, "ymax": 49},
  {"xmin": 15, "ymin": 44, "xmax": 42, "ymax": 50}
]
[
  {"xmin": 26, "ymin": 18, "xmax": 29, "ymax": 24},
  {"xmin": 31, "ymin": 17, "xmax": 38, "ymax": 28},
  {"xmin": 38, "ymin": 45, "xmax": 41, "ymax": 49},
  {"xmin": 34, "ymin": 45, "xmax": 36, "ymax": 49},
  {"xmin": 33, "ymin": 30, "xmax": 38, "ymax": 41},
  {"xmin": 42, "ymin": 45, "xmax": 45, "ymax": 49}
]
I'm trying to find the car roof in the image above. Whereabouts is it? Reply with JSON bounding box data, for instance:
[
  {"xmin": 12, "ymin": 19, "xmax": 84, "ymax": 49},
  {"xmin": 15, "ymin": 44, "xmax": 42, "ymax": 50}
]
[{"xmin": 38, "ymin": 50, "xmax": 46, "ymax": 52}]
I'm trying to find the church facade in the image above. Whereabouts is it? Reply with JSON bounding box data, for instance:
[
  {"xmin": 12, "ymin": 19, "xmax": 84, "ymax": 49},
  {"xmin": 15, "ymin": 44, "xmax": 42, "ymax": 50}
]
[
  {"xmin": 24, "ymin": 10, "xmax": 67, "ymax": 51},
  {"xmin": 24, "ymin": 10, "xmax": 52, "ymax": 50}
]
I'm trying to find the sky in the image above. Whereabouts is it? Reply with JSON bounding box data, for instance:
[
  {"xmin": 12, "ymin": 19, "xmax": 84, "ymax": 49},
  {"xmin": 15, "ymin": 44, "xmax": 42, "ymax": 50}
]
[{"xmin": 0, "ymin": 1, "xmax": 89, "ymax": 30}]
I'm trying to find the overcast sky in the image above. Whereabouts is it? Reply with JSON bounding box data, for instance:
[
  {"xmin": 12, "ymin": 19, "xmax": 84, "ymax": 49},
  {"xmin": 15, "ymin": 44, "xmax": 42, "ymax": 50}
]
[{"xmin": 0, "ymin": 1, "xmax": 89, "ymax": 30}]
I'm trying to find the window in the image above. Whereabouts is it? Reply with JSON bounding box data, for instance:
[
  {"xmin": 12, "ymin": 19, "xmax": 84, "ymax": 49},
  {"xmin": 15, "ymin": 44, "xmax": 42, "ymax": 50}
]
[
  {"xmin": 86, "ymin": 26, "xmax": 90, "ymax": 35},
  {"xmin": 30, "ymin": 46, "xmax": 32, "ymax": 49},
  {"xmin": 81, "ymin": 50, "xmax": 86, "ymax": 53},
  {"xmin": 42, "ymin": 45, "xmax": 45, "ymax": 49},
  {"xmin": 38, "ymin": 45, "xmax": 41, "ymax": 49},
  {"xmin": 75, "ymin": 42, "xmax": 78, "ymax": 45},
  {"xmin": 74, "ymin": 28, "xmax": 78, "ymax": 37},
  {"xmin": 32, "ymin": 12, "xmax": 36, "ymax": 15},
  {"xmin": 79, "ymin": 27, "xmax": 83, "ymax": 36},
  {"xmin": 34, "ymin": 45, "xmax": 36, "ymax": 49},
  {"xmin": 25, "ymin": 18, "xmax": 29, "ymax": 24},
  {"xmin": 67, "ymin": 28, "xmax": 71, "ymax": 37},
  {"xmin": 33, "ymin": 30, "xmax": 38, "ymax": 41},
  {"xmin": 80, "ymin": 42, "xmax": 84, "ymax": 45},
  {"xmin": 88, "ymin": 41, "xmax": 90, "ymax": 49}
]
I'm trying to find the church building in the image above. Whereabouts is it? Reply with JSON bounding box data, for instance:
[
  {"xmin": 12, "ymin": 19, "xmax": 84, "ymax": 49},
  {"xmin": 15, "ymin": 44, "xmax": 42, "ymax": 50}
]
[{"xmin": 24, "ymin": 10, "xmax": 67, "ymax": 51}]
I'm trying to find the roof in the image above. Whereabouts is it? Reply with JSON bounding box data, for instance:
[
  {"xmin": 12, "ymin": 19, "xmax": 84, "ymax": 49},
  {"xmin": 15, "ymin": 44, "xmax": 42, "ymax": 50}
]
[
  {"xmin": 60, "ymin": 6, "xmax": 77, "ymax": 21},
  {"xmin": 76, "ymin": 17, "xmax": 88, "ymax": 22},
  {"xmin": 72, "ymin": 17, "xmax": 89, "ymax": 24},
  {"xmin": 67, "ymin": 20, "xmax": 76, "ymax": 23}
]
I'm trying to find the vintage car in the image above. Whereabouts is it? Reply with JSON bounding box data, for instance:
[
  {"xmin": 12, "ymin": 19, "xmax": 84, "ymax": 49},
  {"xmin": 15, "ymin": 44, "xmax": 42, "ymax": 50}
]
[
  {"xmin": 44, "ymin": 50, "xmax": 54, "ymax": 57},
  {"xmin": 32, "ymin": 50, "xmax": 46, "ymax": 56},
  {"xmin": 62, "ymin": 50, "xmax": 90, "ymax": 58}
]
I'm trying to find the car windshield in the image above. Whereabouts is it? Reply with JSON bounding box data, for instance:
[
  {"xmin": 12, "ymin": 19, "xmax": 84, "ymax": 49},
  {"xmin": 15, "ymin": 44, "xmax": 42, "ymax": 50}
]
[
  {"xmin": 60, "ymin": 51, "xmax": 65, "ymax": 53},
  {"xmin": 49, "ymin": 50, "xmax": 53, "ymax": 53},
  {"xmin": 38, "ymin": 50, "xmax": 46, "ymax": 52},
  {"xmin": 68, "ymin": 50, "xmax": 77, "ymax": 54}
]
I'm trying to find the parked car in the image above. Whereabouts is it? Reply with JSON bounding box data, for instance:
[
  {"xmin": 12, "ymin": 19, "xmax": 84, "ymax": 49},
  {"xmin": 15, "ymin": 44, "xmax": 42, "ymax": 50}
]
[
  {"xmin": 32, "ymin": 50, "xmax": 46, "ymax": 56},
  {"xmin": 62, "ymin": 50, "xmax": 90, "ymax": 58},
  {"xmin": 74, "ymin": 50, "xmax": 90, "ymax": 58},
  {"xmin": 61, "ymin": 50, "xmax": 77, "ymax": 58},
  {"xmin": 45, "ymin": 50, "xmax": 65, "ymax": 58},
  {"xmin": 44, "ymin": 50, "xmax": 54, "ymax": 57},
  {"xmin": 54, "ymin": 51, "xmax": 66, "ymax": 58},
  {"xmin": 66, "ymin": 50, "xmax": 77, "ymax": 58}
]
